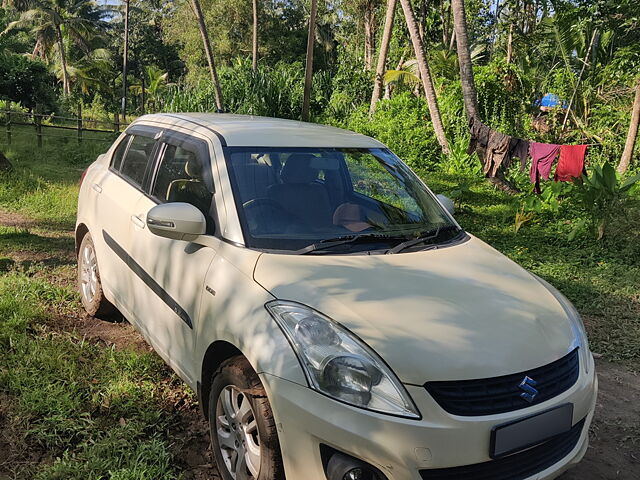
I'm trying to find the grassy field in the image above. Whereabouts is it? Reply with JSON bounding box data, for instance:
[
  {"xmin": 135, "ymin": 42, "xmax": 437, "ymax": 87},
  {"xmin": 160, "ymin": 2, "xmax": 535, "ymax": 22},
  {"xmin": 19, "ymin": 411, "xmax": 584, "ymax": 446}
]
[{"xmin": 0, "ymin": 128, "xmax": 638, "ymax": 478}]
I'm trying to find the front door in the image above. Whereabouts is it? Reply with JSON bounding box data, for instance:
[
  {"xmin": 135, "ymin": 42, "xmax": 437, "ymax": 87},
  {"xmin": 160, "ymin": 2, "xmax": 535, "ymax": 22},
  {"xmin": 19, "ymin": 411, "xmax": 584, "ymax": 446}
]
[{"xmin": 127, "ymin": 132, "xmax": 218, "ymax": 384}]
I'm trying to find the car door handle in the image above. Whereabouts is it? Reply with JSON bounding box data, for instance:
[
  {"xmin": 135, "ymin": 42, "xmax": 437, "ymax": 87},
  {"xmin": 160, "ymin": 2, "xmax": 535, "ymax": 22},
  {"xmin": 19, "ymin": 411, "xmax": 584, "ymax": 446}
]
[
  {"xmin": 131, "ymin": 214, "xmax": 145, "ymax": 229},
  {"xmin": 92, "ymin": 183, "xmax": 102, "ymax": 193}
]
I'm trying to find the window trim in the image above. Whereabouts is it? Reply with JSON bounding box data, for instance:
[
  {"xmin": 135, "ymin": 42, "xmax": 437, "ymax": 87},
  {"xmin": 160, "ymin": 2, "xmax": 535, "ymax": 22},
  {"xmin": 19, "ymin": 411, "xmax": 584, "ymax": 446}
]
[
  {"xmin": 147, "ymin": 130, "xmax": 215, "ymax": 202},
  {"xmin": 147, "ymin": 130, "xmax": 219, "ymax": 236},
  {"xmin": 108, "ymin": 126, "xmax": 162, "ymax": 195}
]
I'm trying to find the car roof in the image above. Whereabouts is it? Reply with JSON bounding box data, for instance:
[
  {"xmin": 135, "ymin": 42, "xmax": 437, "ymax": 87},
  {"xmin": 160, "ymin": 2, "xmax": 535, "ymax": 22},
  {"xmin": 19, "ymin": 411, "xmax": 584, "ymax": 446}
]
[{"xmin": 133, "ymin": 113, "xmax": 385, "ymax": 149}]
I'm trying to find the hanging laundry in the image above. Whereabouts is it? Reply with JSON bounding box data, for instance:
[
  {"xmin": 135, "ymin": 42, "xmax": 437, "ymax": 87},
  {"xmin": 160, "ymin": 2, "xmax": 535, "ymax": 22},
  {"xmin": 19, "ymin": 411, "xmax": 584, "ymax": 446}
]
[
  {"xmin": 529, "ymin": 142, "xmax": 560, "ymax": 192},
  {"xmin": 467, "ymin": 117, "xmax": 490, "ymax": 156},
  {"xmin": 483, "ymin": 130, "xmax": 512, "ymax": 177},
  {"xmin": 509, "ymin": 137, "xmax": 530, "ymax": 172},
  {"xmin": 555, "ymin": 145, "xmax": 588, "ymax": 182}
]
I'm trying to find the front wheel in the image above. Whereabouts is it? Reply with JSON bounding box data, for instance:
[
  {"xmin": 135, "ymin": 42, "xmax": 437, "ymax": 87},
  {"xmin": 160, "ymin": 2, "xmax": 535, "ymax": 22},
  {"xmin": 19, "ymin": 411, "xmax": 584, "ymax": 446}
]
[{"xmin": 209, "ymin": 356, "xmax": 285, "ymax": 480}]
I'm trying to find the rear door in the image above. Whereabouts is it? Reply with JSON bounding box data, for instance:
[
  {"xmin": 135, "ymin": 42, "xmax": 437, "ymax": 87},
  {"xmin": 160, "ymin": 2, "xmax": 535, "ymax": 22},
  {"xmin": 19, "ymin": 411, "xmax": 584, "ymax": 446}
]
[
  {"xmin": 128, "ymin": 130, "xmax": 219, "ymax": 384},
  {"xmin": 94, "ymin": 126, "xmax": 160, "ymax": 313}
]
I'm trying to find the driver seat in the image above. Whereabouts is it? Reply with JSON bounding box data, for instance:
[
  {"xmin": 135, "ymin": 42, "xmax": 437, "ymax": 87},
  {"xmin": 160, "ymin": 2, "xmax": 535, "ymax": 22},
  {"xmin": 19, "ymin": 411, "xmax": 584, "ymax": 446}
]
[
  {"xmin": 267, "ymin": 154, "xmax": 333, "ymax": 227},
  {"xmin": 166, "ymin": 159, "xmax": 212, "ymax": 216}
]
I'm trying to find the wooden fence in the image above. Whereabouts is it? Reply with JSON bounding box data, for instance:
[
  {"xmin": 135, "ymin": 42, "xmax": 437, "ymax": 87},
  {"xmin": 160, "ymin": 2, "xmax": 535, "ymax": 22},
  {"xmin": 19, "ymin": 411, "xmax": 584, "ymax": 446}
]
[{"xmin": 0, "ymin": 111, "xmax": 130, "ymax": 147}]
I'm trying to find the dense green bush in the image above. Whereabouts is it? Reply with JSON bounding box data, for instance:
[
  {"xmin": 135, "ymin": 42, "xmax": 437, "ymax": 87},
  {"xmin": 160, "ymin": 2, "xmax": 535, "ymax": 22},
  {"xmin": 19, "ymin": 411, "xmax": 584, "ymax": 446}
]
[{"xmin": 340, "ymin": 92, "xmax": 441, "ymax": 171}]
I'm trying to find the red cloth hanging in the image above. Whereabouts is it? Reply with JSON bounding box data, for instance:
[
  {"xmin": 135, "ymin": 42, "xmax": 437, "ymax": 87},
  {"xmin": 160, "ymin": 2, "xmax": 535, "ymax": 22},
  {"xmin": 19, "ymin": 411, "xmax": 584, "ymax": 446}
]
[{"xmin": 555, "ymin": 145, "xmax": 588, "ymax": 182}]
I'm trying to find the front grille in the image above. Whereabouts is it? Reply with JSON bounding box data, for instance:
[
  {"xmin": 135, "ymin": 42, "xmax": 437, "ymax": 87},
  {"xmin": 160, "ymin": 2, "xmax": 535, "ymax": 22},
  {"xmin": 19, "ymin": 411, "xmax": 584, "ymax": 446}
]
[
  {"xmin": 419, "ymin": 418, "xmax": 585, "ymax": 480},
  {"xmin": 424, "ymin": 348, "xmax": 579, "ymax": 416}
]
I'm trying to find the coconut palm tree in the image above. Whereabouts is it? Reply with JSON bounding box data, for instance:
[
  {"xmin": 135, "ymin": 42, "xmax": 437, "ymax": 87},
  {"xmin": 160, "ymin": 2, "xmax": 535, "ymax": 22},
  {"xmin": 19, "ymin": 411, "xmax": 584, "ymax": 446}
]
[
  {"xmin": 4, "ymin": 0, "xmax": 106, "ymax": 96},
  {"xmin": 301, "ymin": 0, "xmax": 318, "ymax": 122},
  {"xmin": 619, "ymin": 79, "xmax": 640, "ymax": 174},
  {"xmin": 189, "ymin": 0, "xmax": 223, "ymax": 111},
  {"xmin": 398, "ymin": 0, "xmax": 450, "ymax": 154},
  {"xmin": 451, "ymin": 0, "xmax": 479, "ymax": 121},
  {"xmin": 252, "ymin": 0, "xmax": 258, "ymax": 71},
  {"xmin": 370, "ymin": 0, "xmax": 396, "ymax": 115}
]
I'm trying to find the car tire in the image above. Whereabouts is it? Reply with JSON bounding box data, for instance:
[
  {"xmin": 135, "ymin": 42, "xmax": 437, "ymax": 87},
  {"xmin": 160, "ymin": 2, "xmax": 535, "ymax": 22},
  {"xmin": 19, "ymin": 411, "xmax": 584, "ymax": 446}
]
[
  {"xmin": 77, "ymin": 232, "xmax": 116, "ymax": 318},
  {"xmin": 209, "ymin": 356, "xmax": 285, "ymax": 480}
]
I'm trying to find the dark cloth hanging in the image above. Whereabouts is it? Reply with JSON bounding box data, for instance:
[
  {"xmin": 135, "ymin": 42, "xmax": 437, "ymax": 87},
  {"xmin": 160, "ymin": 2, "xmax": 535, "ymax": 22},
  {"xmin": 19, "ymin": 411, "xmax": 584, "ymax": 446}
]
[
  {"xmin": 467, "ymin": 116, "xmax": 490, "ymax": 156},
  {"xmin": 509, "ymin": 137, "xmax": 530, "ymax": 172},
  {"xmin": 483, "ymin": 130, "xmax": 512, "ymax": 177},
  {"xmin": 555, "ymin": 145, "xmax": 588, "ymax": 182},
  {"xmin": 530, "ymin": 142, "xmax": 561, "ymax": 193}
]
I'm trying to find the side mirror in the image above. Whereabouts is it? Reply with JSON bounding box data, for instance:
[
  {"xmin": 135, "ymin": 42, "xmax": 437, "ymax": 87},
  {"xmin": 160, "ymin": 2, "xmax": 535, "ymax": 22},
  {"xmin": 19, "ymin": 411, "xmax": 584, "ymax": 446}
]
[
  {"xmin": 146, "ymin": 202, "xmax": 206, "ymax": 241},
  {"xmin": 436, "ymin": 194, "xmax": 455, "ymax": 215}
]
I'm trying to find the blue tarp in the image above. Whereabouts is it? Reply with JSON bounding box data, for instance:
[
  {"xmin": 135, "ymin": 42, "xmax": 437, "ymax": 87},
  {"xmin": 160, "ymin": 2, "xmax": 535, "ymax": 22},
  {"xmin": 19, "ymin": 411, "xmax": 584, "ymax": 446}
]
[{"xmin": 534, "ymin": 93, "xmax": 568, "ymax": 109}]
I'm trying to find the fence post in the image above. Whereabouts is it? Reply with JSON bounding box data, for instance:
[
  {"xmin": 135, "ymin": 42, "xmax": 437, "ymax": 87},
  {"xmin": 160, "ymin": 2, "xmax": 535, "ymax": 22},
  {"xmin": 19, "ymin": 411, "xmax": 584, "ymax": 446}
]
[
  {"xmin": 35, "ymin": 113, "xmax": 42, "ymax": 148},
  {"xmin": 77, "ymin": 114, "xmax": 83, "ymax": 144},
  {"xmin": 5, "ymin": 113, "xmax": 10, "ymax": 145}
]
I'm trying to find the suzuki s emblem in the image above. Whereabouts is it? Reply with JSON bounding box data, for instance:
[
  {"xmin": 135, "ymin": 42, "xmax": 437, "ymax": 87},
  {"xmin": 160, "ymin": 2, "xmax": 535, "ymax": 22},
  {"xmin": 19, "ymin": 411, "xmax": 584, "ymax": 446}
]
[{"xmin": 518, "ymin": 376, "xmax": 538, "ymax": 403}]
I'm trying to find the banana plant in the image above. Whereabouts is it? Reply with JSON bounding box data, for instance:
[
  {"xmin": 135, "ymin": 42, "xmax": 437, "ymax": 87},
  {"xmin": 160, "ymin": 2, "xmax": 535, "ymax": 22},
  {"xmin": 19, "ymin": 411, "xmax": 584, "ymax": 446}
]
[{"xmin": 572, "ymin": 163, "xmax": 640, "ymax": 240}]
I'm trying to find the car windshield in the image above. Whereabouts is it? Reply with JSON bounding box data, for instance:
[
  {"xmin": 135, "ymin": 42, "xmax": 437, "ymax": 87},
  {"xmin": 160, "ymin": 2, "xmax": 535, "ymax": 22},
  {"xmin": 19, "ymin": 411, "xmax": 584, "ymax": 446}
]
[{"xmin": 224, "ymin": 147, "xmax": 462, "ymax": 252}]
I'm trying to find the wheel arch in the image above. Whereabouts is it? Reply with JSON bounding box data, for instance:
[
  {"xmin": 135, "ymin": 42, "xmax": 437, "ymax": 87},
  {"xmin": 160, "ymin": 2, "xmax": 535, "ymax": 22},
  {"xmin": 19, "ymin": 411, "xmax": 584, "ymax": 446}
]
[
  {"xmin": 75, "ymin": 223, "xmax": 89, "ymax": 256},
  {"xmin": 199, "ymin": 340, "xmax": 244, "ymax": 419}
]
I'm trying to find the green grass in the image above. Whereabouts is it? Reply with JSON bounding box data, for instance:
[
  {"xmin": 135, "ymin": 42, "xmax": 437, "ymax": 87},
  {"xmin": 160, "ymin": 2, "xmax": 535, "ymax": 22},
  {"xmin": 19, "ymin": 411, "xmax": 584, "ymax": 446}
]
[{"xmin": 0, "ymin": 132, "xmax": 184, "ymax": 479}]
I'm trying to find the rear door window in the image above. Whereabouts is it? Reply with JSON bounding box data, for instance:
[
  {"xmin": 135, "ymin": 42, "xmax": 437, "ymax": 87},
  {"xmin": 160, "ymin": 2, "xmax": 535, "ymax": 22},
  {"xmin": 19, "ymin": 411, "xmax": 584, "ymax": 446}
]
[
  {"xmin": 111, "ymin": 135, "xmax": 131, "ymax": 171},
  {"xmin": 120, "ymin": 135, "xmax": 156, "ymax": 187}
]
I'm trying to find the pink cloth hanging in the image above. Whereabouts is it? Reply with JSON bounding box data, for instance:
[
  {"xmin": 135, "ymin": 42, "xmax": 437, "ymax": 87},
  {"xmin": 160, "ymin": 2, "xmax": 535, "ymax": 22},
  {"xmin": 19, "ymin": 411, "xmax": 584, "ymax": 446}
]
[{"xmin": 530, "ymin": 142, "xmax": 561, "ymax": 192}]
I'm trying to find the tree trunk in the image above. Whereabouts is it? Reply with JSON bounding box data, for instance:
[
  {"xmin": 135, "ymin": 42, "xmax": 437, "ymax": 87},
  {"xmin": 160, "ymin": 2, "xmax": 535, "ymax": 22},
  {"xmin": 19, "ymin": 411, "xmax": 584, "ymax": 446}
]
[
  {"xmin": 451, "ymin": 0, "xmax": 479, "ymax": 121},
  {"xmin": 418, "ymin": 0, "xmax": 426, "ymax": 41},
  {"xmin": 399, "ymin": 0, "xmax": 450, "ymax": 154},
  {"xmin": 252, "ymin": 0, "xmax": 258, "ymax": 71},
  {"xmin": 190, "ymin": 0, "xmax": 224, "ymax": 111},
  {"xmin": 618, "ymin": 79, "xmax": 640, "ymax": 174},
  {"xmin": 363, "ymin": 1, "xmax": 376, "ymax": 70},
  {"xmin": 122, "ymin": 0, "xmax": 129, "ymax": 121},
  {"xmin": 302, "ymin": 0, "xmax": 318, "ymax": 121},
  {"xmin": 370, "ymin": 0, "xmax": 397, "ymax": 115},
  {"xmin": 506, "ymin": 23, "xmax": 513, "ymax": 64},
  {"xmin": 141, "ymin": 68, "xmax": 146, "ymax": 114},
  {"xmin": 55, "ymin": 23, "xmax": 70, "ymax": 96}
]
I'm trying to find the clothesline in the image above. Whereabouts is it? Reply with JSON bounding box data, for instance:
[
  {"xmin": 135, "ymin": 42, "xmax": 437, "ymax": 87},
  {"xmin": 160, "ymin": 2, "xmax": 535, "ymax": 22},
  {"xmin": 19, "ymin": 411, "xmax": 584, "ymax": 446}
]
[{"xmin": 467, "ymin": 117, "xmax": 592, "ymax": 193}]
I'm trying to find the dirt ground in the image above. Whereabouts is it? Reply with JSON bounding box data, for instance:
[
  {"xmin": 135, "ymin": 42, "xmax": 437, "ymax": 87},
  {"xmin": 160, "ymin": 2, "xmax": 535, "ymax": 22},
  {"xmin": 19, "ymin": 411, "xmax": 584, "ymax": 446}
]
[{"xmin": 1, "ymin": 209, "xmax": 639, "ymax": 479}]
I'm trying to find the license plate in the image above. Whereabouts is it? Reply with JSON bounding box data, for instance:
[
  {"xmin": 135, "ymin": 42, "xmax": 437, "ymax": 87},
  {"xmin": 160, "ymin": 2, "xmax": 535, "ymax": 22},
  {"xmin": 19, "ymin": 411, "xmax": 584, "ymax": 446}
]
[{"xmin": 490, "ymin": 403, "xmax": 574, "ymax": 458}]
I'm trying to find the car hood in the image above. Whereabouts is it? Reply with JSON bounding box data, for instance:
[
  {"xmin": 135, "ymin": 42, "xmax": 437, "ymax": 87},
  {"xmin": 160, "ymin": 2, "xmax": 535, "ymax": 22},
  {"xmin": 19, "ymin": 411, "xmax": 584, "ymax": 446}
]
[{"xmin": 253, "ymin": 235, "xmax": 577, "ymax": 384}]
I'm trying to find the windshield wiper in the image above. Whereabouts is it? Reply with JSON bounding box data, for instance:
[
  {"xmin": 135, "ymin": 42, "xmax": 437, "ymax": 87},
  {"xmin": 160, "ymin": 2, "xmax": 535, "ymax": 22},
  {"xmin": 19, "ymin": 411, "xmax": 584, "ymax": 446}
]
[
  {"xmin": 294, "ymin": 233, "xmax": 407, "ymax": 255},
  {"xmin": 386, "ymin": 225, "xmax": 460, "ymax": 254}
]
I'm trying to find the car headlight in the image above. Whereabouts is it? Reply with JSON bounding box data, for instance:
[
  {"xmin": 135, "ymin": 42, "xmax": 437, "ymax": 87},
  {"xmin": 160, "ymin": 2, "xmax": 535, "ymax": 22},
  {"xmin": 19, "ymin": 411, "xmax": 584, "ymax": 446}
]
[
  {"xmin": 266, "ymin": 300, "xmax": 420, "ymax": 419},
  {"xmin": 533, "ymin": 275, "xmax": 591, "ymax": 373}
]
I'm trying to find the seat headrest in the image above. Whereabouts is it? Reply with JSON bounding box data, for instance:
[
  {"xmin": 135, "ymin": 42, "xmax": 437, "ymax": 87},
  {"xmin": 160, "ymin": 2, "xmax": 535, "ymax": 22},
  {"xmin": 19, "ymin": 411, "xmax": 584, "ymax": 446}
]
[
  {"xmin": 185, "ymin": 159, "xmax": 202, "ymax": 179},
  {"xmin": 281, "ymin": 154, "xmax": 319, "ymax": 184}
]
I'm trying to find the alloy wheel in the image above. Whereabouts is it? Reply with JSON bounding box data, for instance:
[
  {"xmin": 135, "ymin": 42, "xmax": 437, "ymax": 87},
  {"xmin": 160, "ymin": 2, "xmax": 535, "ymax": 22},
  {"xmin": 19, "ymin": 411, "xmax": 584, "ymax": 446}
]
[
  {"xmin": 215, "ymin": 385, "xmax": 261, "ymax": 479},
  {"xmin": 80, "ymin": 243, "xmax": 98, "ymax": 303}
]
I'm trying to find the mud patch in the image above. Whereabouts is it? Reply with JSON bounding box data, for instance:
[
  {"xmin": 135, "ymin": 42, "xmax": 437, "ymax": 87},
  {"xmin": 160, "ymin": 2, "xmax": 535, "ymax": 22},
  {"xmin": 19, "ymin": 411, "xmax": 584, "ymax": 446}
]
[
  {"xmin": 0, "ymin": 210, "xmax": 35, "ymax": 229},
  {"xmin": 169, "ymin": 405, "xmax": 220, "ymax": 480},
  {"xmin": 50, "ymin": 310, "xmax": 153, "ymax": 354},
  {"xmin": 561, "ymin": 360, "xmax": 640, "ymax": 479}
]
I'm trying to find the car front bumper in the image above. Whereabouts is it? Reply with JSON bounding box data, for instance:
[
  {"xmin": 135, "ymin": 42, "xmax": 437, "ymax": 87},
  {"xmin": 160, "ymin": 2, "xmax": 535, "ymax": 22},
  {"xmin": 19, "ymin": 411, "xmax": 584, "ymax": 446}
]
[{"xmin": 260, "ymin": 354, "xmax": 597, "ymax": 480}]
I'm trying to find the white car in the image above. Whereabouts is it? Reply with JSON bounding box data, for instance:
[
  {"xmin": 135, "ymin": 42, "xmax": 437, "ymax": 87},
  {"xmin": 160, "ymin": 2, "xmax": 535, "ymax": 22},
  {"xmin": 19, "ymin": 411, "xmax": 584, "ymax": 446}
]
[{"xmin": 76, "ymin": 113, "xmax": 597, "ymax": 480}]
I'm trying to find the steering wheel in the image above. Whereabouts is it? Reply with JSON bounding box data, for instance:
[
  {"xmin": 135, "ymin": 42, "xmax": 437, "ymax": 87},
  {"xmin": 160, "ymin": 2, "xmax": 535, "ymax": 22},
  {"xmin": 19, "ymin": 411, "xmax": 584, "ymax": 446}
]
[
  {"xmin": 242, "ymin": 198, "xmax": 309, "ymax": 232},
  {"xmin": 243, "ymin": 197, "xmax": 284, "ymax": 211}
]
